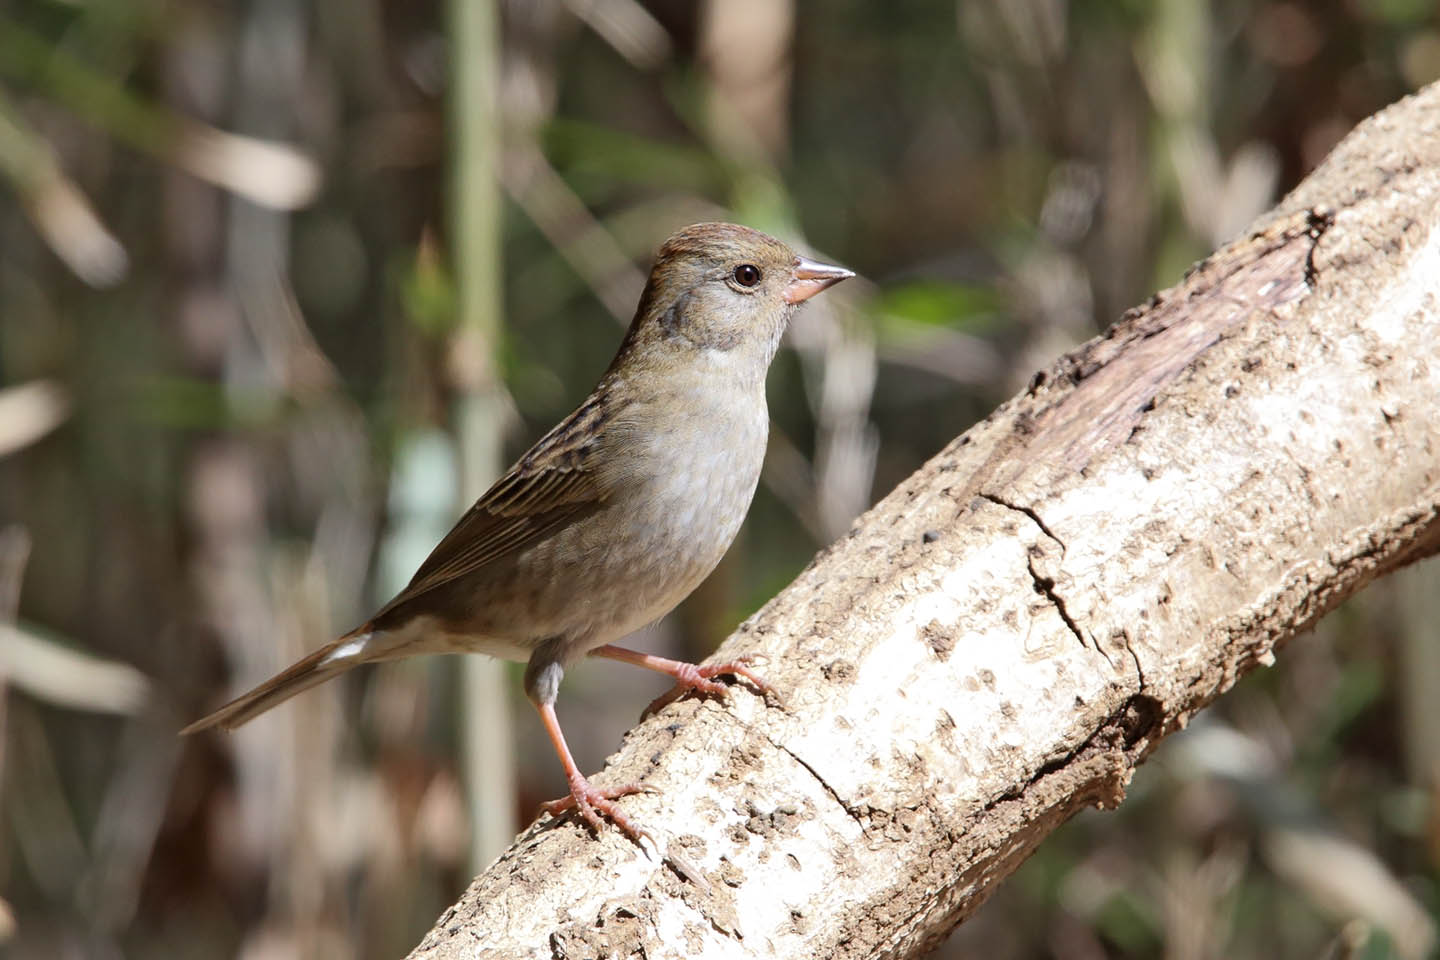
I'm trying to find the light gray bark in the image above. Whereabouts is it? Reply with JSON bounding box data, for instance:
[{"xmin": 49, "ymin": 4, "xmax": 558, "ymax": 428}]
[{"xmin": 409, "ymin": 82, "xmax": 1440, "ymax": 959}]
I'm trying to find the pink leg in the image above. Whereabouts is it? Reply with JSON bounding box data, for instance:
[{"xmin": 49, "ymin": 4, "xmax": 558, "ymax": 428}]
[
  {"xmin": 534, "ymin": 701, "xmax": 650, "ymax": 843},
  {"xmin": 590, "ymin": 645, "xmax": 775, "ymax": 717}
]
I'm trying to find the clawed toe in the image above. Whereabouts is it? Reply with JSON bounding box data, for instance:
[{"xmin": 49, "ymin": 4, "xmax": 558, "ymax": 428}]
[
  {"xmin": 540, "ymin": 779, "xmax": 653, "ymax": 844},
  {"xmin": 640, "ymin": 658, "xmax": 775, "ymax": 718},
  {"xmin": 588, "ymin": 644, "xmax": 780, "ymax": 719}
]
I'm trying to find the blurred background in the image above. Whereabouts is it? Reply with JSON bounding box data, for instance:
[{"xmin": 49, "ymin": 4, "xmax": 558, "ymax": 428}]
[{"xmin": 1, "ymin": 0, "xmax": 1438, "ymax": 957}]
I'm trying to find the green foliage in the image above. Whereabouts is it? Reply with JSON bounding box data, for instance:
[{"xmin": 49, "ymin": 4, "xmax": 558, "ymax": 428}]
[
  {"xmin": 399, "ymin": 244, "xmax": 458, "ymax": 338},
  {"xmin": 872, "ymin": 281, "xmax": 1001, "ymax": 337}
]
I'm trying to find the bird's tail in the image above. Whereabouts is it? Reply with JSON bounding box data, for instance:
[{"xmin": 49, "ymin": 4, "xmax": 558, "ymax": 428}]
[{"xmin": 180, "ymin": 630, "xmax": 374, "ymax": 734}]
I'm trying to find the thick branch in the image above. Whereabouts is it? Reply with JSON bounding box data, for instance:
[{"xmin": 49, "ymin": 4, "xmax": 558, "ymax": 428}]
[{"xmin": 410, "ymin": 82, "xmax": 1440, "ymax": 959}]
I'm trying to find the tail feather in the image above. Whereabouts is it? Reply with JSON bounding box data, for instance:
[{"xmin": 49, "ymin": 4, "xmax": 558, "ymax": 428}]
[{"xmin": 181, "ymin": 632, "xmax": 371, "ymax": 734}]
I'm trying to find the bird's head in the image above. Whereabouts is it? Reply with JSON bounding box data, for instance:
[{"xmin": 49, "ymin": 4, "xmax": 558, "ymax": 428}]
[{"xmin": 620, "ymin": 222, "xmax": 853, "ymax": 382}]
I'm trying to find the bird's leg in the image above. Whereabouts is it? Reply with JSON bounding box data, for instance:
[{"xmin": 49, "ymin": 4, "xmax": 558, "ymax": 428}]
[
  {"xmin": 589, "ymin": 644, "xmax": 774, "ymax": 718},
  {"xmin": 532, "ymin": 701, "xmax": 650, "ymax": 842},
  {"xmin": 525, "ymin": 645, "xmax": 649, "ymax": 843}
]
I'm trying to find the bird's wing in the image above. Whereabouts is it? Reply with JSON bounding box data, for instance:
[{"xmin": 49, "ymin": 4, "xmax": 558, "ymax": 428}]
[{"xmin": 371, "ymin": 394, "xmax": 614, "ymax": 619}]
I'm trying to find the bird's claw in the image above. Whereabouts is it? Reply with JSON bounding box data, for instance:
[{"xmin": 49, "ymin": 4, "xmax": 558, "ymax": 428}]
[
  {"xmin": 540, "ymin": 777, "xmax": 654, "ymax": 845},
  {"xmin": 641, "ymin": 654, "xmax": 777, "ymax": 719}
]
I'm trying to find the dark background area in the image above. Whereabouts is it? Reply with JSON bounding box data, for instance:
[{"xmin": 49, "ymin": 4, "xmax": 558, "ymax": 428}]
[{"xmin": 1, "ymin": 0, "xmax": 1437, "ymax": 956}]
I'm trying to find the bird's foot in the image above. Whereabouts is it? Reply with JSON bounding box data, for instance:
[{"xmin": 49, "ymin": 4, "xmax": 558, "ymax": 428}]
[
  {"xmin": 641, "ymin": 654, "xmax": 775, "ymax": 719},
  {"xmin": 540, "ymin": 775, "xmax": 653, "ymax": 844}
]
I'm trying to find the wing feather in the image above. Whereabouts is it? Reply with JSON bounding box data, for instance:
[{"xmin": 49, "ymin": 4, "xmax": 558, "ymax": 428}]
[{"xmin": 370, "ymin": 394, "xmax": 615, "ymax": 620}]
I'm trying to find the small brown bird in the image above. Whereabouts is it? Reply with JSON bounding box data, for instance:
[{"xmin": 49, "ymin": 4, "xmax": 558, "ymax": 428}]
[{"xmin": 183, "ymin": 222, "xmax": 852, "ymax": 839}]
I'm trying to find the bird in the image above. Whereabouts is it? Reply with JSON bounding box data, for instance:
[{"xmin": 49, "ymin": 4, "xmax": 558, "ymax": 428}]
[{"xmin": 182, "ymin": 222, "xmax": 854, "ymax": 841}]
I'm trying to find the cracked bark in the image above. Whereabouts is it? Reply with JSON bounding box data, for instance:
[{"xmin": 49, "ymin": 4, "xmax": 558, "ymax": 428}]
[{"xmin": 408, "ymin": 83, "xmax": 1440, "ymax": 959}]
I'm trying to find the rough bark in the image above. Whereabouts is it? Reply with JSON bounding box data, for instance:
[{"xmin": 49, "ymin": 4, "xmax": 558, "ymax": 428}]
[{"xmin": 409, "ymin": 83, "xmax": 1440, "ymax": 959}]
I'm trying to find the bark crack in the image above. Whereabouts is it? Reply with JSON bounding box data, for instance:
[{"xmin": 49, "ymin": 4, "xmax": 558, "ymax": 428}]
[
  {"xmin": 1025, "ymin": 556, "xmax": 1089, "ymax": 652},
  {"xmin": 1123, "ymin": 632, "xmax": 1146, "ymax": 689},
  {"xmin": 1303, "ymin": 206, "xmax": 1335, "ymax": 287},
  {"xmin": 980, "ymin": 492, "xmax": 1088, "ymax": 651},
  {"xmin": 763, "ymin": 731, "xmax": 869, "ymax": 830},
  {"xmin": 979, "ymin": 492, "xmax": 1067, "ymax": 553}
]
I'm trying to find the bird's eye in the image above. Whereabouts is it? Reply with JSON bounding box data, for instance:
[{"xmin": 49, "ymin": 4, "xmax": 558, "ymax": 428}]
[{"xmin": 732, "ymin": 264, "xmax": 762, "ymax": 287}]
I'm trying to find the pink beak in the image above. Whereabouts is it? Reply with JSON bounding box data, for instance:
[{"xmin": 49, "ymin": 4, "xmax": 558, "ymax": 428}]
[{"xmin": 783, "ymin": 255, "xmax": 855, "ymax": 304}]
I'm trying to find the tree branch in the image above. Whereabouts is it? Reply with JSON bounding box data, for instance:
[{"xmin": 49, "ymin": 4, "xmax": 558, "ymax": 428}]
[{"xmin": 409, "ymin": 81, "xmax": 1440, "ymax": 959}]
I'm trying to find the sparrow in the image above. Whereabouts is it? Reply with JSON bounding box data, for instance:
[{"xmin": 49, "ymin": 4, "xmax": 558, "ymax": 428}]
[{"xmin": 182, "ymin": 222, "xmax": 853, "ymax": 840}]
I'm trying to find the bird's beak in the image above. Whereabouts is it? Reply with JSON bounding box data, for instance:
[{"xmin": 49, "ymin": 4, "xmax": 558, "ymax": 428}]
[{"xmin": 784, "ymin": 256, "xmax": 855, "ymax": 304}]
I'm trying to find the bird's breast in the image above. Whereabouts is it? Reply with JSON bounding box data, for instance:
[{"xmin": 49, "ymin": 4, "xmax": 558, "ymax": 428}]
[
  {"xmin": 623, "ymin": 385, "xmax": 768, "ymax": 558},
  {"xmin": 578, "ymin": 383, "xmax": 768, "ymax": 633}
]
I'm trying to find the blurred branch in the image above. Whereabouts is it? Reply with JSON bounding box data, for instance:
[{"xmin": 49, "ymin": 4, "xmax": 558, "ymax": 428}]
[
  {"xmin": 877, "ymin": 331, "xmax": 1005, "ymax": 386},
  {"xmin": 1397, "ymin": 555, "xmax": 1440, "ymax": 789},
  {"xmin": 0, "ymin": 527, "xmax": 25, "ymax": 619},
  {"xmin": 699, "ymin": 0, "xmax": 793, "ymax": 162},
  {"xmin": 0, "ymin": 521, "xmax": 142, "ymax": 723},
  {"xmin": 80, "ymin": 715, "xmax": 183, "ymax": 939},
  {"xmin": 176, "ymin": 125, "xmax": 319, "ymax": 211},
  {"xmin": 409, "ymin": 83, "xmax": 1440, "ymax": 958},
  {"xmin": 1264, "ymin": 826, "xmax": 1434, "ymax": 959},
  {"xmin": 1170, "ymin": 721, "xmax": 1437, "ymax": 959},
  {"xmin": 759, "ymin": 423, "xmax": 826, "ymax": 543},
  {"xmin": 1169, "ymin": 130, "xmax": 1281, "ymax": 248},
  {"xmin": 7, "ymin": 700, "xmax": 88, "ymax": 899},
  {"xmin": 503, "ymin": 142, "xmax": 647, "ymax": 324},
  {"xmin": 0, "ymin": 379, "xmax": 70, "ymax": 459},
  {"xmin": 0, "ymin": 622, "xmax": 150, "ymax": 714},
  {"xmin": 0, "ymin": 525, "xmax": 26, "ymax": 805},
  {"xmin": 450, "ymin": 0, "xmax": 517, "ymax": 869},
  {"xmin": 786, "ymin": 296, "xmax": 879, "ymax": 541},
  {"xmin": 0, "ymin": 89, "xmax": 126, "ymax": 286},
  {"xmin": 560, "ymin": 0, "xmax": 671, "ymax": 70},
  {"xmin": 0, "ymin": 18, "xmax": 319, "ymax": 209}
]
